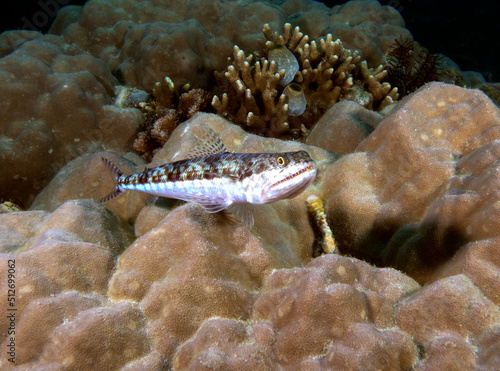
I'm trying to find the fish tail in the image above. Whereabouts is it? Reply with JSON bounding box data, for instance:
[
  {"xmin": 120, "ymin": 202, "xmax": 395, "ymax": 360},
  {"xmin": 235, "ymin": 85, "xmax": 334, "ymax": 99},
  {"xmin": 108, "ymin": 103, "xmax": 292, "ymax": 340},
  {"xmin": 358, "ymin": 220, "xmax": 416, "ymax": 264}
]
[{"xmin": 100, "ymin": 157, "xmax": 125, "ymax": 203}]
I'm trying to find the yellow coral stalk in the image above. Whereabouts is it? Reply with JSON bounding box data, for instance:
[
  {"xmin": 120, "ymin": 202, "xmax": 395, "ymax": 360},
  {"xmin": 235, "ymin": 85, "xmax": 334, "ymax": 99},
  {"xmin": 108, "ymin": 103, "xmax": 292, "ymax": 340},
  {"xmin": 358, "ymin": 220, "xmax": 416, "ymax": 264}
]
[{"xmin": 307, "ymin": 195, "xmax": 337, "ymax": 254}]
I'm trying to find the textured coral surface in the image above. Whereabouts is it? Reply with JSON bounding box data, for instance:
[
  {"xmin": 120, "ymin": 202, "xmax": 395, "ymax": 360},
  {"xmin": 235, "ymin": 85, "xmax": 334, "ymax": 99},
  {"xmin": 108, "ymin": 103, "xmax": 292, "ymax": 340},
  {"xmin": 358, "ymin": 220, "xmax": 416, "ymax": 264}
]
[
  {"xmin": 0, "ymin": 30, "xmax": 141, "ymax": 207},
  {"xmin": 2, "ymin": 95, "xmax": 500, "ymax": 369},
  {"xmin": 1, "ymin": 0, "xmax": 406, "ymax": 207},
  {"xmin": 1, "ymin": 0, "xmax": 499, "ymax": 369},
  {"xmin": 53, "ymin": 0, "xmax": 406, "ymax": 91}
]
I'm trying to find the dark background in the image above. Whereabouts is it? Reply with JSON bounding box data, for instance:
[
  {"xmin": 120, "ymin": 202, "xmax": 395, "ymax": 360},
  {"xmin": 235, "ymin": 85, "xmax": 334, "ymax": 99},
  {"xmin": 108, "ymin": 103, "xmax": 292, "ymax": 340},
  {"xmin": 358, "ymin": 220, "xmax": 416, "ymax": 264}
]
[
  {"xmin": 0, "ymin": 0, "xmax": 498, "ymax": 81},
  {"xmin": 321, "ymin": 0, "xmax": 499, "ymax": 82},
  {"xmin": 1, "ymin": 1, "xmax": 87, "ymax": 32}
]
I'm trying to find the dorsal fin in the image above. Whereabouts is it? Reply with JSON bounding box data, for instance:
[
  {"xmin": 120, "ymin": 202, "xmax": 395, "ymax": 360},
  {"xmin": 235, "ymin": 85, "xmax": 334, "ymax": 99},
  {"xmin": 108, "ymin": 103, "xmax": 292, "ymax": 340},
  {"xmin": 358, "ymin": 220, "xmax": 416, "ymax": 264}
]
[{"xmin": 183, "ymin": 126, "xmax": 229, "ymax": 158}]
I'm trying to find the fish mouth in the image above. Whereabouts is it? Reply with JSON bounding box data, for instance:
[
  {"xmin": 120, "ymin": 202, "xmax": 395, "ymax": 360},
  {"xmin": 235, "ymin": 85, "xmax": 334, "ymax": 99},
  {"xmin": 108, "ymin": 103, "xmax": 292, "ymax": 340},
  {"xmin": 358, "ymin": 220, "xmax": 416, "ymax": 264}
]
[
  {"xmin": 269, "ymin": 164, "xmax": 316, "ymax": 188},
  {"xmin": 265, "ymin": 163, "xmax": 316, "ymax": 201}
]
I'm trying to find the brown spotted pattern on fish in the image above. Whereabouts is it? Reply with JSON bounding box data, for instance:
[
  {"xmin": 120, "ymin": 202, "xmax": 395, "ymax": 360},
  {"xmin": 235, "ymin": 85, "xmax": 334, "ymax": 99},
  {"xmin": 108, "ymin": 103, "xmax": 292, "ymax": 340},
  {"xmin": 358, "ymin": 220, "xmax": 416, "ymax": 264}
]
[{"xmin": 101, "ymin": 129, "xmax": 316, "ymax": 228}]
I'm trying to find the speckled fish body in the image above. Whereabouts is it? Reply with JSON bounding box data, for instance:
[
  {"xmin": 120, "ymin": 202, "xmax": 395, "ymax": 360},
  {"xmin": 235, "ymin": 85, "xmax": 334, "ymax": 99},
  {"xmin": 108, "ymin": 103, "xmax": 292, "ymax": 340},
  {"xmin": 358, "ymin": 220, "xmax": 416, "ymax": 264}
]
[{"xmin": 101, "ymin": 130, "xmax": 316, "ymax": 228}]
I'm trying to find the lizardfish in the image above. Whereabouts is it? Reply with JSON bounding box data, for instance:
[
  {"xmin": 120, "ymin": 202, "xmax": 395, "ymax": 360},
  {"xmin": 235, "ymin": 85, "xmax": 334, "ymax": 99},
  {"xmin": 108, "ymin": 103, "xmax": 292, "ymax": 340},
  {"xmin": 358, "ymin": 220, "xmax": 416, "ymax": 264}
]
[{"xmin": 101, "ymin": 128, "xmax": 316, "ymax": 228}]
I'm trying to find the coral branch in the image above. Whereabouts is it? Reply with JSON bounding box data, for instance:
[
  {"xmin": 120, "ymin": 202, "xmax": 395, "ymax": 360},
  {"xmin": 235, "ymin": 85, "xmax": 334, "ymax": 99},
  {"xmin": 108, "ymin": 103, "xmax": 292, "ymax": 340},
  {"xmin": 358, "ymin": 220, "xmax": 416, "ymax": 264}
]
[
  {"xmin": 213, "ymin": 23, "xmax": 400, "ymax": 138},
  {"xmin": 127, "ymin": 78, "xmax": 212, "ymax": 161},
  {"xmin": 307, "ymin": 195, "xmax": 337, "ymax": 255}
]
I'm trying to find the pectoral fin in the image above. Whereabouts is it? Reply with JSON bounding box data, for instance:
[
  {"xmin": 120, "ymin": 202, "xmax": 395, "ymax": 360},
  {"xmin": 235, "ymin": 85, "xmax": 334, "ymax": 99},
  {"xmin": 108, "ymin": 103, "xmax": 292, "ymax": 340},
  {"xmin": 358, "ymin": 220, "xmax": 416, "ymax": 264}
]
[
  {"xmin": 229, "ymin": 203, "xmax": 254, "ymax": 229},
  {"xmin": 168, "ymin": 190, "xmax": 232, "ymax": 214},
  {"xmin": 196, "ymin": 200, "xmax": 233, "ymax": 213}
]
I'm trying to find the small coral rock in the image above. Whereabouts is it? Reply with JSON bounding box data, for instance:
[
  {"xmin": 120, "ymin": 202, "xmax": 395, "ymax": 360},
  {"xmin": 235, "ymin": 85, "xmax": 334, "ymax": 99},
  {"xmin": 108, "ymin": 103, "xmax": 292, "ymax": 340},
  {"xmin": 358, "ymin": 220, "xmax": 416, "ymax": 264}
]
[
  {"xmin": 173, "ymin": 318, "xmax": 278, "ymax": 370},
  {"xmin": 38, "ymin": 302, "xmax": 150, "ymax": 370},
  {"xmin": 251, "ymin": 254, "xmax": 419, "ymax": 368},
  {"xmin": 429, "ymin": 238, "xmax": 500, "ymax": 304},
  {"xmin": 30, "ymin": 153, "xmax": 149, "ymax": 223},
  {"xmin": 397, "ymin": 275, "xmax": 500, "ymax": 346},
  {"xmin": 414, "ymin": 335, "xmax": 477, "ymax": 371},
  {"xmin": 306, "ymin": 100, "xmax": 382, "ymax": 153}
]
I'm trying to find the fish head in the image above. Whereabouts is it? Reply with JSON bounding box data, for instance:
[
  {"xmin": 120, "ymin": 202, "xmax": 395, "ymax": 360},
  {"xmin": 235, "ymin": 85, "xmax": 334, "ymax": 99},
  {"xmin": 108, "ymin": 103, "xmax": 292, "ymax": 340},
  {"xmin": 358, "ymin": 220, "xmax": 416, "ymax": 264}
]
[{"xmin": 257, "ymin": 150, "xmax": 317, "ymax": 204}]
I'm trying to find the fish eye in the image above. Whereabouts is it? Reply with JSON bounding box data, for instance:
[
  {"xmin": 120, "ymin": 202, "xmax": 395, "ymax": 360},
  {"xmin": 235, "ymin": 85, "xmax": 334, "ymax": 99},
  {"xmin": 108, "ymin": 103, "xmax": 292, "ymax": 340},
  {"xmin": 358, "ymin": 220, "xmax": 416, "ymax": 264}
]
[{"xmin": 276, "ymin": 156, "xmax": 286, "ymax": 166}]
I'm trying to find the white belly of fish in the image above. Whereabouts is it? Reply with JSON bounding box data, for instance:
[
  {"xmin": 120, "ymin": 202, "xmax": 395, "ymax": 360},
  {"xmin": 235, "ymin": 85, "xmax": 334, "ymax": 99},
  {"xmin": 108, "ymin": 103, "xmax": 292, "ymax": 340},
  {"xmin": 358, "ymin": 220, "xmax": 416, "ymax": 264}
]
[{"xmin": 121, "ymin": 176, "xmax": 250, "ymax": 206}]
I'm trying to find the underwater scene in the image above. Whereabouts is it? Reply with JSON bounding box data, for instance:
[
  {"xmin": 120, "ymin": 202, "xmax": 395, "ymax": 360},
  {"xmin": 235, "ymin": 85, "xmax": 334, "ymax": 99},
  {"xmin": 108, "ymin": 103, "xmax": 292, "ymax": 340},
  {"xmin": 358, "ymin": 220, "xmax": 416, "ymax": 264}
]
[{"xmin": 0, "ymin": 0, "xmax": 499, "ymax": 369}]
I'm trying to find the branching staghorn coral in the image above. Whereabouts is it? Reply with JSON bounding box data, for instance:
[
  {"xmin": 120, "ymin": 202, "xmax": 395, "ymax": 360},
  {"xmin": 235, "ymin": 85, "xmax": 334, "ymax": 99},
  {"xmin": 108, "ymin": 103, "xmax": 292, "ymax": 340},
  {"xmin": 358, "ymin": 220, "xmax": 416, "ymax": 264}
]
[
  {"xmin": 127, "ymin": 24, "xmax": 403, "ymax": 154},
  {"xmin": 263, "ymin": 24, "xmax": 398, "ymax": 112},
  {"xmin": 212, "ymin": 46, "xmax": 289, "ymax": 136},
  {"xmin": 212, "ymin": 23, "xmax": 399, "ymax": 139}
]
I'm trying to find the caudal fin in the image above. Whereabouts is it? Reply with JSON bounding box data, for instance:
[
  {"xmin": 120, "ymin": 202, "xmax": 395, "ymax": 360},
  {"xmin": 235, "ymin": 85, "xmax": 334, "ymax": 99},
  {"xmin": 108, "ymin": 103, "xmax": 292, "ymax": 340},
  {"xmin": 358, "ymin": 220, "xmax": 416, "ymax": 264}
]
[{"xmin": 100, "ymin": 157, "xmax": 125, "ymax": 203}]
